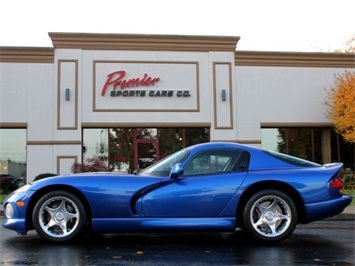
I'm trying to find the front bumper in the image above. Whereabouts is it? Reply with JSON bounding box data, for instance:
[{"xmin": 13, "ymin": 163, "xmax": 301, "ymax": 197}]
[
  {"xmin": 2, "ymin": 190, "xmax": 34, "ymax": 235},
  {"xmin": 2, "ymin": 217, "xmax": 28, "ymax": 235}
]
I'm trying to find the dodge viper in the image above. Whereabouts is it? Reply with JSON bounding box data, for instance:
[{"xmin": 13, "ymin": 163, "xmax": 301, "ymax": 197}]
[{"xmin": 2, "ymin": 142, "xmax": 352, "ymax": 243}]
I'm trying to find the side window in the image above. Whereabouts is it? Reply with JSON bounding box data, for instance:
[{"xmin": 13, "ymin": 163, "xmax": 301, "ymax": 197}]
[{"xmin": 183, "ymin": 149, "xmax": 246, "ymax": 176}]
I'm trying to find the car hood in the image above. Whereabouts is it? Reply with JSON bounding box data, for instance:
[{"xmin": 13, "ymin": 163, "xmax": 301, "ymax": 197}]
[{"xmin": 29, "ymin": 172, "xmax": 164, "ymax": 192}]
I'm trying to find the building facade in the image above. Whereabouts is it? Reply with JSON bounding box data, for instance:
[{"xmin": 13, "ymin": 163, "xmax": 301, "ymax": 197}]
[{"xmin": 1, "ymin": 33, "xmax": 354, "ymax": 182}]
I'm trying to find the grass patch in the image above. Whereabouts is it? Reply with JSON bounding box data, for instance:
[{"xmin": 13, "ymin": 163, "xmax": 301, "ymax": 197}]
[
  {"xmin": 344, "ymin": 189, "xmax": 355, "ymax": 206},
  {"xmin": 0, "ymin": 194, "xmax": 8, "ymax": 204}
]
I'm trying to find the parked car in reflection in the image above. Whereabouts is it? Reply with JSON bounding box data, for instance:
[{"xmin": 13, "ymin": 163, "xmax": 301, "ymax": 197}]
[
  {"xmin": 2, "ymin": 142, "xmax": 352, "ymax": 244},
  {"xmin": 0, "ymin": 174, "xmax": 21, "ymax": 193}
]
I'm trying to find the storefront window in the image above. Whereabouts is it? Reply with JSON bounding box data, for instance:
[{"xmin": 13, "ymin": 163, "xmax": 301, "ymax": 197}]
[
  {"xmin": 109, "ymin": 128, "xmax": 135, "ymax": 173},
  {"xmin": 82, "ymin": 128, "xmax": 109, "ymax": 164},
  {"xmin": 276, "ymin": 128, "xmax": 322, "ymax": 163},
  {"xmin": 331, "ymin": 130, "xmax": 355, "ymax": 171},
  {"xmin": 261, "ymin": 127, "xmax": 354, "ymax": 170},
  {"xmin": 83, "ymin": 127, "xmax": 210, "ymax": 173},
  {"xmin": 159, "ymin": 128, "xmax": 209, "ymax": 158},
  {"xmin": 159, "ymin": 129, "xmax": 185, "ymax": 158},
  {"xmin": 136, "ymin": 128, "xmax": 158, "ymax": 139},
  {"xmin": 0, "ymin": 129, "xmax": 27, "ymax": 192},
  {"xmin": 261, "ymin": 128, "xmax": 279, "ymax": 151},
  {"xmin": 185, "ymin": 128, "xmax": 210, "ymax": 147}
]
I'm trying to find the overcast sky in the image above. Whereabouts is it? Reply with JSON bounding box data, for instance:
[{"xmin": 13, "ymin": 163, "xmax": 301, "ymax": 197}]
[{"xmin": 0, "ymin": 0, "xmax": 354, "ymax": 52}]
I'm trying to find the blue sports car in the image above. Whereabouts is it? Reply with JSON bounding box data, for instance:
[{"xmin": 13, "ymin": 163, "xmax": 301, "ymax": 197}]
[{"xmin": 2, "ymin": 142, "xmax": 352, "ymax": 244}]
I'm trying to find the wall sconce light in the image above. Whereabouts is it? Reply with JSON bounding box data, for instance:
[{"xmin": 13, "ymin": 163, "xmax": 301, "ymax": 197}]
[
  {"xmin": 221, "ymin": 89, "xmax": 227, "ymax": 101},
  {"xmin": 65, "ymin": 88, "xmax": 70, "ymax": 101}
]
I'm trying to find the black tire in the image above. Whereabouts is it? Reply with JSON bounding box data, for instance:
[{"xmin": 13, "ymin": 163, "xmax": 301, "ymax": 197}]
[
  {"xmin": 242, "ymin": 189, "xmax": 297, "ymax": 244},
  {"xmin": 32, "ymin": 190, "xmax": 87, "ymax": 243}
]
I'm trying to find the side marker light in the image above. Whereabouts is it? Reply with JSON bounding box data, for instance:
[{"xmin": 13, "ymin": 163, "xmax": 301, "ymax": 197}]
[{"xmin": 16, "ymin": 201, "xmax": 25, "ymax": 207}]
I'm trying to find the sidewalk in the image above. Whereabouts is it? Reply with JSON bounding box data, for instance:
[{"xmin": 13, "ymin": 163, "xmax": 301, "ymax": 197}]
[{"xmin": 1, "ymin": 204, "xmax": 354, "ymax": 220}]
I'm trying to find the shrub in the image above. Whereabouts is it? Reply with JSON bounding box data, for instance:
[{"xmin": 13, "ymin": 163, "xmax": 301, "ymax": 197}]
[
  {"xmin": 33, "ymin": 173, "xmax": 57, "ymax": 181},
  {"xmin": 343, "ymin": 171, "xmax": 355, "ymax": 190},
  {"xmin": 71, "ymin": 158, "xmax": 109, "ymax": 173}
]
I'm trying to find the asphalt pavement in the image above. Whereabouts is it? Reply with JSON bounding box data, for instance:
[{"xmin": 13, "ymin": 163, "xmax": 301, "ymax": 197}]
[{"xmin": 1, "ymin": 204, "xmax": 354, "ymax": 220}]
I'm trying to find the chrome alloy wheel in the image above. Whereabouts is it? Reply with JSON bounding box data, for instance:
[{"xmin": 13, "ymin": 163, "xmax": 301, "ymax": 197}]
[
  {"xmin": 37, "ymin": 195, "xmax": 80, "ymax": 238},
  {"xmin": 250, "ymin": 195, "xmax": 292, "ymax": 237}
]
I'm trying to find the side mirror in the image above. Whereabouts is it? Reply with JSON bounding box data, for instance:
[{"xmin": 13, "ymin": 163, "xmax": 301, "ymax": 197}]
[{"xmin": 169, "ymin": 163, "xmax": 184, "ymax": 179}]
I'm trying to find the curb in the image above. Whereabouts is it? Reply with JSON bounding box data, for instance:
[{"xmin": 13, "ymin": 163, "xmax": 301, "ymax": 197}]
[
  {"xmin": 1, "ymin": 205, "xmax": 354, "ymax": 220},
  {"xmin": 324, "ymin": 206, "xmax": 355, "ymax": 220}
]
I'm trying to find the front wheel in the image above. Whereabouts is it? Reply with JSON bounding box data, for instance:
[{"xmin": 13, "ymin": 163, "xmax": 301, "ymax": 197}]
[
  {"xmin": 242, "ymin": 189, "xmax": 297, "ymax": 243},
  {"xmin": 32, "ymin": 190, "xmax": 87, "ymax": 243}
]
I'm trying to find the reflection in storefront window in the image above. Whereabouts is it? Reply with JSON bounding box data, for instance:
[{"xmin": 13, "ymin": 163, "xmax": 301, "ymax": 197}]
[
  {"xmin": 159, "ymin": 128, "xmax": 209, "ymax": 158},
  {"xmin": 331, "ymin": 130, "xmax": 355, "ymax": 171},
  {"xmin": 136, "ymin": 128, "xmax": 157, "ymax": 139},
  {"xmin": 262, "ymin": 128, "xmax": 322, "ymax": 163},
  {"xmin": 0, "ymin": 129, "xmax": 27, "ymax": 191},
  {"xmin": 277, "ymin": 128, "xmax": 322, "ymax": 163},
  {"xmin": 185, "ymin": 128, "xmax": 210, "ymax": 147},
  {"xmin": 82, "ymin": 128, "xmax": 109, "ymax": 164},
  {"xmin": 83, "ymin": 127, "xmax": 210, "ymax": 174},
  {"xmin": 261, "ymin": 127, "xmax": 354, "ymax": 170},
  {"xmin": 159, "ymin": 129, "xmax": 184, "ymax": 158},
  {"xmin": 261, "ymin": 128, "xmax": 279, "ymax": 152},
  {"xmin": 109, "ymin": 128, "xmax": 135, "ymax": 173}
]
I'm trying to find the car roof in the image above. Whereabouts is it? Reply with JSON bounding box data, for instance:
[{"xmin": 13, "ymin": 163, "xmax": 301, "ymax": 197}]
[{"xmin": 187, "ymin": 142, "xmax": 258, "ymax": 152}]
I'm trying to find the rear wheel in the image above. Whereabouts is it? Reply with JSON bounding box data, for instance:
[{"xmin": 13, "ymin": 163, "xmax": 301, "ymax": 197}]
[
  {"xmin": 32, "ymin": 190, "xmax": 86, "ymax": 243},
  {"xmin": 242, "ymin": 189, "xmax": 297, "ymax": 243}
]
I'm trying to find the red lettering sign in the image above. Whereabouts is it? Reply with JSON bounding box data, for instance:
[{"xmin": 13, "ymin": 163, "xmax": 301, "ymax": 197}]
[{"xmin": 101, "ymin": 70, "xmax": 160, "ymax": 96}]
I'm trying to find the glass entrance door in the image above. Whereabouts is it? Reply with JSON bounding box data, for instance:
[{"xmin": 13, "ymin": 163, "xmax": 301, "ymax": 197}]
[
  {"xmin": 135, "ymin": 140, "xmax": 159, "ymax": 171},
  {"xmin": 134, "ymin": 128, "xmax": 159, "ymax": 171}
]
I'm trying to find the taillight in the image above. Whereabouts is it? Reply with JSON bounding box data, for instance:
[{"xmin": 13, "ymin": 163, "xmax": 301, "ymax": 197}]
[
  {"xmin": 330, "ymin": 178, "xmax": 343, "ymax": 189},
  {"xmin": 330, "ymin": 177, "xmax": 344, "ymax": 194}
]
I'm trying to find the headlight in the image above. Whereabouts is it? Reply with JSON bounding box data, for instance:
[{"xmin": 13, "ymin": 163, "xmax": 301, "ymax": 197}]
[{"xmin": 5, "ymin": 203, "xmax": 14, "ymax": 218}]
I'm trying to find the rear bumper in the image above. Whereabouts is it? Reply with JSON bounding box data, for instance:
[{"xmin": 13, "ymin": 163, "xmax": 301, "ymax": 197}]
[{"xmin": 304, "ymin": 195, "xmax": 352, "ymax": 222}]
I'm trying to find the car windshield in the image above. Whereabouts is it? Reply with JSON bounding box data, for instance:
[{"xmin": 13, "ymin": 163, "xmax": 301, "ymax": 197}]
[
  {"xmin": 139, "ymin": 149, "xmax": 189, "ymax": 176},
  {"xmin": 264, "ymin": 150, "xmax": 321, "ymax": 167}
]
